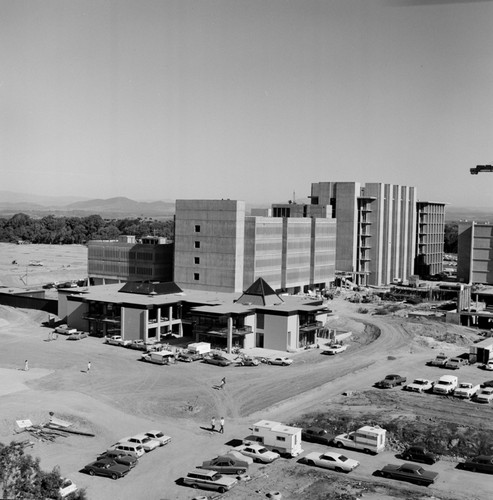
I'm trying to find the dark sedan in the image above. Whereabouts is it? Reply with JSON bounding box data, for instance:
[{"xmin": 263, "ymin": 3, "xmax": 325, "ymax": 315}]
[
  {"xmin": 375, "ymin": 374, "xmax": 407, "ymax": 389},
  {"xmin": 82, "ymin": 459, "xmax": 130, "ymax": 480},
  {"xmin": 302, "ymin": 427, "xmax": 333, "ymax": 446},
  {"xmin": 203, "ymin": 355, "xmax": 232, "ymax": 366},
  {"xmin": 459, "ymin": 455, "xmax": 493, "ymax": 474},
  {"xmin": 401, "ymin": 446, "xmax": 438, "ymax": 465},
  {"xmin": 375, "ymin": 463, "xmax": 438, "ymax": 486},
  {"xmin": 97, "ymin": 451, "xmax": 138, "ymax": 468}
]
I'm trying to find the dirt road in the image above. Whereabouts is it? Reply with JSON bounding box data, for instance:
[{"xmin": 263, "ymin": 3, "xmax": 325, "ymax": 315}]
[{"xmin": 0, "ymin": 295, "xmax": 491, "ymax": 499}]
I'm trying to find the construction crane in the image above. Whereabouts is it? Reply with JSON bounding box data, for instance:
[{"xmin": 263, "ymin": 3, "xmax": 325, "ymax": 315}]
[{"xmin": 470, "ymin": 164, "xmax": 493, "ymax": 175}]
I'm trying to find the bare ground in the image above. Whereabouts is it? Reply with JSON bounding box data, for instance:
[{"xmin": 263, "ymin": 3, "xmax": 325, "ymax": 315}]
[{"xmin": 0, "ymin": 244, "xmax": 492, "ymax": 500}]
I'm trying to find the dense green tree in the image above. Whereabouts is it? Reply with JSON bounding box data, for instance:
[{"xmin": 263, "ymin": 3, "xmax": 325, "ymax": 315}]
[
  {"xmin": 444, "ymin": 222, "xmax": 458, "ymax": 253},
  {"xmin": 0, "ymin": 213, "xmax": 174, "ymax": 245},
  {"xmin": 0, "ymin": 441, "xmax": 86, "ymax": 499}
]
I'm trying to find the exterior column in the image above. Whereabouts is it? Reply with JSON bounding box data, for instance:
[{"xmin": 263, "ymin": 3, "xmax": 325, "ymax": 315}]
[{"xmin": 227, "ymin": 316, "xmax": 233, "ymax": 354}]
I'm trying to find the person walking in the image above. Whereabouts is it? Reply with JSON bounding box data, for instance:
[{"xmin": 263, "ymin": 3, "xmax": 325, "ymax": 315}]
[
  {"xmin": 24, "ymin": 360, "xmax": 29, "ymax": 371},
  {"xmin": 219, "ymin": 377, "xmax": 226, "ymax": 389},
  {"xmin": 210, "ymin": 416, "xmax": 216, "ymax": 432},
  {"xmin": 87, "ymin": 361, "xmax": 91, "ymax": 373},
  {"xmin": 219, "ymin": 416, "xmax": 225, "ymax": 434}
]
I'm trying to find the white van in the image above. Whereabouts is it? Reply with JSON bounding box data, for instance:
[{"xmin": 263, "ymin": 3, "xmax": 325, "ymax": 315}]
[{"xmin": 109, "ymin": 442, "xmax": 145, "ymax": 458}]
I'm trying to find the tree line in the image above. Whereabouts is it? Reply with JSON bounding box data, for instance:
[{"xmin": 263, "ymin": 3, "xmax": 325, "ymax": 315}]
[{"xmin": 0, "ymin": 213, "xmax": 174, "ymax": 245}]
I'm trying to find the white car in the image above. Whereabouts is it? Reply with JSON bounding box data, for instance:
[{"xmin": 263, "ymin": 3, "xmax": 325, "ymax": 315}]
[
  {"xmin": 404, "ymin": 378, "xmax": 434, "ymax": 393},
  {"xmin": 59, "ymin": 478, "xmax": 77, "ymax": 498},
  {"xmin": 267, "ymin": 357, "xmax": 293, "ymax": 366},
  {"xmin": 54, "ymin": 325, "xmax": 77, "ymax": 335},
  {"xmin": 483, "ymin": 361, "xmax": 493, "ymax": 371},
  {"xmin": 475, "ymin": 387, "xmax": 493, "ymax": 403},
  {"xmin": 145, "ymin": 430, "xmax": 171, "ymax": 446},
  {"xmin": 234, "ymin": 443, "xmax": 280, "ymax": 463},
  {"xmin": 105, "ymin": 335, "xmax": 131, "ymax": 347},
  {"xmin": 304, "ymin": 451, "xmax": 360, "ymax": 472},
  {"xmin": 322, "ymin": 344, "xmax": 348, "ymax": 355},
  {"xmin": 120, "ymin": 433, "xmax": 161, "ymax": 451}
]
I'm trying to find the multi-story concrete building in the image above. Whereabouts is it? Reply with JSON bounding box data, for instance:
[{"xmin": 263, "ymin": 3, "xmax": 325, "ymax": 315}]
[
  {"xmin": 415, "ymin": 201, "xmax": 446, "ymax": 277},
  {"xmin": 458, "ymin": 221, "xmax": 493, "ymax": 284},
  {"xmin": 87, "ymin": 235, "xmax": 174, "ymax": 285},
  {"xmin": 308, "ymin": 182, "xmax": 417, "ymax": 286},
  {"xmin": 174, "ymin": 199, "xmax": 336, "ymax": 294}
]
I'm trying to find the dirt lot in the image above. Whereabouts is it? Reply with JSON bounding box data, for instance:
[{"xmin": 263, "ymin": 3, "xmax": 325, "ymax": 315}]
[
  {"xmin": 0, "ymin": 242, "xmax": 87, "ymax": 289},
  {"xmin": 1, "ymin": 245, "xmax": 493, "ymax": 500}
]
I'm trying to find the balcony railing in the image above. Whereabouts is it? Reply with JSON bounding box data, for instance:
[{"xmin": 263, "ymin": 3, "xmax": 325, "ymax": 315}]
[{"xmin": 193, "ymin": 325, "xmax": 253, "ymax": 335}]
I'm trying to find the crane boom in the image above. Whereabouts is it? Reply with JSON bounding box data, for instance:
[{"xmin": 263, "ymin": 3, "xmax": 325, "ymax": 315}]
[{"xmin": 471, "ymin": 165, "xmax": 493, "ymax": 175}]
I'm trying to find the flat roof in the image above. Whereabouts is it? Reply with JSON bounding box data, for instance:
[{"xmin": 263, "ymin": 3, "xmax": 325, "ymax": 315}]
[{"xmin": 65, "ymin": 283, "xmax": 329, "ymax": 315}]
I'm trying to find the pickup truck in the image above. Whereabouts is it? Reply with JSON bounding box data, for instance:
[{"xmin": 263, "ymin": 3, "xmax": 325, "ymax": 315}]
[
  {"xmin": 453, "ymin": 382, "xmax": 480, "ymax": 399},
  {"xmin": 444, "ymin": 357, "xmax": 468, "ymax": 370},
  {"xmin": 375, "ymin": 374, "xmax": 407, "ymax": 389},
  {"xmin": 105, "ymin": 335, "xmax": 131, "ymax": 347},
  {"xmin": 433, "ymin": 375, "xmax": 458, "ymax": 395},
  {"xmin": 428, "ymin": 353, "xmax": 449, "ymax": 367},
  {"xmin": 403, "ymin": 378, "xmax": 434, "ymax": 393}
]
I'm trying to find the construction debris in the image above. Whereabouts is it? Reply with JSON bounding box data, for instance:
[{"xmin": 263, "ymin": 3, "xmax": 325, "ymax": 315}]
[{"xmin": 14, "ymin": 415, "xmax": 95, "ymax": 443}]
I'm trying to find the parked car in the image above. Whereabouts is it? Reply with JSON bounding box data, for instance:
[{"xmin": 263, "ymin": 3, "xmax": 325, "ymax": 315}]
[
  {"xmin": 482, "ymin": 379, "xmax": 493, "ymax": 388},
  {"xmin": 126, "ymin": 339, "xmax": 147, "ymax": 350},
  {"xmin": 67, "ymin": 332, "xmax": 88, "ymax": 340},
  {"xmin": 59, "ymin": 478, "xmax": 78, "ymax": 498},
  {"xmin": 302, "ymin": 427, "xmax": 333, "ymax": 446},
  {"xmin": 304, "ymin": 451, "xmax": 359, "ymax": 472},
  {"xmin": 120, "ymin": 433, "xmax": 161, "ymax": 451},
  {"xmin": 203, "ymin": 354, "xmax": 232, "ymax": 367},
  {"xmin": 182, "ymin": 469, "xmax": 237, "ymax": 493},
  {"xmin": 459, "ymin": 454, "xmax": 493, "ymax": 474},
  {"xmin": 444, "ymin": 357, "xmax": 468, "ymax": 370},
  {"xmin": 483, "ymin": 361, "xmax": 493, "ymax": 371},
  {"xmin": 400, "ymin": 446, "xmax": 438, "ymax": 465},
  {"xmin": 54, "ymin": 325, "xmax": 77, "ymax": 335},
  {"xmin": 108, "ymin": 442, "xmax": 145, "ymax": 458},
  {"xmin": 97, "ymin": 450, "xmax": 139, "ymax": 468},
  {"xmin": 200, "ymin": 451, "xmax": 252, "ymax": 474},
  {"xmin": 267, "ymin": 357, "xmax": 293, "ymax": 366},
  {"xmin": 403, "ymin": 378, "xmax": 433, "ymax": 393},
  {"xmin": 375, "ymin": 374, "xmax": 407, "ymax": 389},
  {"xmin": 82, "ymin": 459, "xmax": 130, "ymax": 480},
  {"xmin": 474, "ymin": 387, "xmax": 493, "ymax": 403},
  {"xmin": 321, "ymin": 344, "xmax": 348, "ymax": 355},
  {"xmin": 375, "ymin": 463, "xmax": 439, "ymax": 486},
  {"xmin": 234, "ymin": 443, "xmax": 280, "ymax": 463},
  {"xmin": 237, "ymin": 356, "xmax": 260, "ymax": 366},
  {"xmin": 105, "ymin": 335, "xmax": 131, "ymax": 347},
  {"xmin": 145, "ymin": 430, "xmax": 171, "ymax": 446},
  {"xmin": 176, "ymin": 351, "xmax": 204, "ymax": 362},
  {"xmin": 428, "ymin": 352, "xmax": 449, "ymax": 367}
]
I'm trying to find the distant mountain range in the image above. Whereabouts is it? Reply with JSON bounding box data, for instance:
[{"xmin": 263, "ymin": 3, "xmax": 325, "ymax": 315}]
[
  {"xmin": 0, "ymin": 192, "xmax": 175, "ymax": 219},
  {"xmin": 1, "ymin": 190, "xmax": 493, "ymax": 222}
]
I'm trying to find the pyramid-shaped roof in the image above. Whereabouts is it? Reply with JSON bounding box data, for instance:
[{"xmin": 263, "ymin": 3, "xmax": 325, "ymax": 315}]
[
  {"xmin": 236, "ymin": 277, "xmax": 284, "ymax": 306},
  {"xmin": 119, "ymin": 281, "xmax": 183, "ymax": 296}
]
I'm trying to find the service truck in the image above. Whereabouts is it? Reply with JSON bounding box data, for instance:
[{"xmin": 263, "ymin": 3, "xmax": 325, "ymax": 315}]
[
  {"xmin": 433, "ymin": 375, "xmax": 458, "ymax": 395},
  {"xmin": 141, "ymin": 350, "xmax": 176, "ymax": 365},
  {"xmin": 428, "ymin": 352, "xmax": 449, "ymax": 367},
  {"xmin": 243, "ymin": 420, "xmax": 303, "ymax": 457},
  {"xmin": 453, "ymin": 382, "xmax": 480, "ymax": 399},
  {"xmin": 332, "ymin": 425, "xmax": 386, "ymax": 454}
]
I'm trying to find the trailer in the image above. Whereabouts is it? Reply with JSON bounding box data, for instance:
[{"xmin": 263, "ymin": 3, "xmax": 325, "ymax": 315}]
[
  {"xmin": 187, "ymin": 342, "xmax": 211, "ymax": 355},
  {"xmin": 333, "ymin": 425, "xmax": 386, "ymax": 454},
  {"xmin": 244, "ymin": 420, "xmax": 303, "ymax": 458}
]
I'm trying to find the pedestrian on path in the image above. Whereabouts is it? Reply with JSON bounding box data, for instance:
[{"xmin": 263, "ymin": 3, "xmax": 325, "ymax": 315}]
[
  {"xmin": 210, "ymin": 416, "xmax": 216, "ymax": 432},
  {"xmin": 87, "ymin": 361, "xmax": 91, "ymax": 373},
  {"xmin": 219, "ymin": 416, "xmax": 225, "ymax": 434},
  {"xmin": 24, "ymin": 360, "xmax": 29, "ymax": 371}
]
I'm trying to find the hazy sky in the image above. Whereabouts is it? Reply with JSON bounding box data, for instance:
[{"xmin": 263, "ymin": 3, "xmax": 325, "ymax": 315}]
[{"xmin": 1, "ymin": 0, "xmax": 493, "ymax": 206}]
